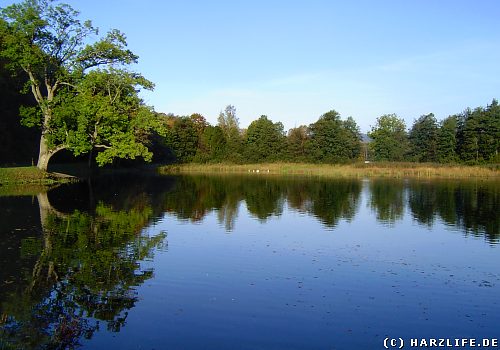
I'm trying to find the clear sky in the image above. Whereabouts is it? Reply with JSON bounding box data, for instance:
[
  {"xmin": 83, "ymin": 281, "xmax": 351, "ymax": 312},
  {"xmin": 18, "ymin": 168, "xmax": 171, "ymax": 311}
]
[{"xmin": 4, "ymin": 0, "xmax": 500, "ymax": 132}]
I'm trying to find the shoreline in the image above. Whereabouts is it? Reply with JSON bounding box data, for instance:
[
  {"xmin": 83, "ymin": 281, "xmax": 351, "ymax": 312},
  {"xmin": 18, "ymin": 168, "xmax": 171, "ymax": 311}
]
[
  {"xmin": 0, "ymin": 166, "xmax": 77, "ymax": 186},
  {"xmin": 159, "ymin": 162, "xmax": 500, "ymax": 179},
  {"xmin": 1, "ymin": 162, "xmax": 499, "ymax": 187}
]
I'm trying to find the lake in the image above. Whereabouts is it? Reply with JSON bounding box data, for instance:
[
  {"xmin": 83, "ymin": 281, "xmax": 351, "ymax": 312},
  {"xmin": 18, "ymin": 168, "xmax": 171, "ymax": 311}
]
[{"xmin": 0, "ymin": 174, "xmax": 499, "ymax": 349}]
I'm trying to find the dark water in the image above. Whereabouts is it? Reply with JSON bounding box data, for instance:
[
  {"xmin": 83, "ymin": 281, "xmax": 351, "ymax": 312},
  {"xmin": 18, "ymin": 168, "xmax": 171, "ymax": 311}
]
[{"xmin": 0, "ymin": 175, "xmax": 499, "ymax": 349}]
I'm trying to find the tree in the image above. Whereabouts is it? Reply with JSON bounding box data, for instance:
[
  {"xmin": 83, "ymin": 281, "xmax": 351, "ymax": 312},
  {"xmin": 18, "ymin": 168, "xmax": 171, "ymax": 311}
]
[
  {"xmin": 198, "ymin": 125, "xmax": 226, "ymax": 162},
  {"xmin": 456, "ymin": 100, "xmax": 500, "ymax": 163},
  {"xmin": 341, "ymin": 116, "xmax": 362, "ymax": 160},
  {"xmin": 217, "ymin": 105, "xmax": 242, "ymax": 160},
  {"xmin": 436, "ymin": 115, "xmax": 458, "ymax": 163},
  {"xmin": 164, "ymin": 116, "xmax": 199, "ymax": 163},
  {"xmin": 244, "ymin": 115, "xmax": 285, "ymax": 162},
  {"xmin": 0, "ymin": 31, "xmax": 39, "ymax": 165},
  {"xmin": 408, "ymin": 113, "xmax": 439, "ymax": 162},
  {"xmin": 368, "ymin": 114, "xmax": 409, "ymax": 161},
  {"xmin": 306, "ymin": 110, "xmax": 361, "ymax": 163},
  {"xmin": 286, "ymin": 125, "xmax": 309, "ymax": 161},
  {"xmin": 485, "ymin": 99, "xmax": 500, "ymax": 162},
  {"xmin": 57, "ymin": 68, "xmax": 159, "ymax": 166},
  {"xmin": 0, "ymin": 0, "xmax": 156, "ymax": 170}
]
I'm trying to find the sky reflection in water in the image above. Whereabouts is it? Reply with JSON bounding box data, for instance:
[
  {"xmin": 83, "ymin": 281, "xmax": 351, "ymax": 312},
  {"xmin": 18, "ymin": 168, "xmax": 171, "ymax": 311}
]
[{"xmin": 0, "ymin": 175, "xmax": 498, "ymax": 349}]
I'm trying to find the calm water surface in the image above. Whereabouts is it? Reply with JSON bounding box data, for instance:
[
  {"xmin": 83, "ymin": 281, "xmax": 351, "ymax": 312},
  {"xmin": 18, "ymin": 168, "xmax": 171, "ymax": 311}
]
[{"xmin": 0, "ymin": 174, "xmax": 499, "ymax": 349}]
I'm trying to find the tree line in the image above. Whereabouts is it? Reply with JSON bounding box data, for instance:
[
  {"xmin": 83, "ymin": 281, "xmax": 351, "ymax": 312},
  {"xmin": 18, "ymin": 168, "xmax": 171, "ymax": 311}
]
[
  {"xmin": 1, "ymin": 0, "xmax": 498, "ymax": 169},
  {"xmin": 160, "ymin": 100, "xmax": 499, "ymax": 165}
]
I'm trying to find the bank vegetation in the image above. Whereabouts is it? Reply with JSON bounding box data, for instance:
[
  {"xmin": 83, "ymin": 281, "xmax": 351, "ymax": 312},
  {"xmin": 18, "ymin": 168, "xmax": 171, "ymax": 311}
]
[{"xmin": 160, "ymin": 162, "xmax": 500, "ymax": 179}]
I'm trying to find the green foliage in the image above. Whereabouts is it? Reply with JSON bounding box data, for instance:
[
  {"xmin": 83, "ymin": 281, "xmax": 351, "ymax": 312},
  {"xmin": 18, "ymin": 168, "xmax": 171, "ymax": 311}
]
[
  {"xmin": 164, "ymin": 116, "xmax": 199, "ymax": 163},
  {"xmin": 368, "ymin": 114, "xmax": 409, "ymax": 161},
  {"xmin": 0, "ymin": 25, "xmax": 40, "ymax": 165},
  {"xmin": 217, "ymin": 105, "xmax": 242, "ymax": 161},
  {"xmin": 436, "ymin": 116, "xmax": 458, "ymax": 163},
  {"xmin": 408, "ymin": 113, "xmax": 439, "ymax": 162},
  {"xmin": 19, "ymin": 105, "xmax": 42, "ymax": 127},
  {"xmin": 306, "ymin": 110, "xmax": 361, "ymax": 163},
  {"xmin": 198, "ymin": 125, "xmax": 227, "ymax": 162},
  {"xmin": 286, "ymin": 125, "xmax": 309, "ymax": 162},
  {"xmin": 244, "ymin": 115, "xmax": 286, "ymax": 162},
  {"xmin": 457, "ymin": 100, "xmax": 500, "ymax": 163},
  {"xmin": 61, "ymin": 68, "xmax": 158, "ymax": 165},
  {"xmin": 0, "ymin": 0, "xmax": 155, "ymax": 169},
  {"xmin": 342, "ymin": 116, "xmax": 363, "ymax": 160}
]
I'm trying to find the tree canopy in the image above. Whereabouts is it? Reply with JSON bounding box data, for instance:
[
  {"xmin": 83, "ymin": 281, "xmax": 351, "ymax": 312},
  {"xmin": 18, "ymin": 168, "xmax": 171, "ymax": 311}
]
[
  {"xmin": 408, "ymin": 113, "xmax": 439, "ymax": 162},
  {"xmin": 244, "ymin": 115, "xmax": 285, "ymax": 162},
  {"xmin": 0, "ymin": 0, "xmax": 161, "ymax": 170},
  {"xmin": 368, "ymin": 114, "xmax": 409, "ymax": 161}
]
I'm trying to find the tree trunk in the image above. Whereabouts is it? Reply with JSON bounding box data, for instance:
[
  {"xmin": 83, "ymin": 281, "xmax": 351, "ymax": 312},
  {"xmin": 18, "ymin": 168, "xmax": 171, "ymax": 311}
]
[
  {"xmin": 36, "ymin": 132, "xmax": 52, "ymax": 171},
  {"xmin": 36, "ymin": 131, "xmax": 66, "ymax": 171}
]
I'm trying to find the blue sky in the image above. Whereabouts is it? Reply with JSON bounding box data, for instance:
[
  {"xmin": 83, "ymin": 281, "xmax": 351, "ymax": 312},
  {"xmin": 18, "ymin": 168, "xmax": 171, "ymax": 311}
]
[{"xmin": 5, "ymin": 0, "xmax": 500, "ymax": 132}]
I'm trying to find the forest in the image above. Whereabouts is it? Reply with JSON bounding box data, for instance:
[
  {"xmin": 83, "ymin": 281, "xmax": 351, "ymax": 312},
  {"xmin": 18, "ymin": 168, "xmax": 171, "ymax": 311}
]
[
  {"xmin": 0, "ymin": 0, "xmax": 499, "ymax": 169},
  {"xmin": 157, "ymin": 101, "xmax": 500, "ymax": 165}
]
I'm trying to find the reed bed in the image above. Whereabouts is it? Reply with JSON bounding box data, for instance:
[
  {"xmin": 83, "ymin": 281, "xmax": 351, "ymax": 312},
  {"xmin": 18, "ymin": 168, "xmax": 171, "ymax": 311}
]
[{"xmin": 159, "ymin": 162, "xmax": 500, "ymax": 179}]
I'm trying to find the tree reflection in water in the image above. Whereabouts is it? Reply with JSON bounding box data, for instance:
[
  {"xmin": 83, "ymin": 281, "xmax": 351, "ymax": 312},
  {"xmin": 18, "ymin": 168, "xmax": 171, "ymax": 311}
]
[
  {"xmin": 369, "ymin": 179, "xmax": 406, "ymax": 225},
  {"xmin": 1, "ymin": 174, "xmax": 498, "ymax": 349},
  {"xmin": 162, "ymin": 175, "xmax": 362, "ymax": 230},
  {"xmin": 0, "ymin": 175, "xmax": 169, "ymax": 350},
  {"xmin": 162, "ymin": 175, "xmax": 498, "ymax": 242}
]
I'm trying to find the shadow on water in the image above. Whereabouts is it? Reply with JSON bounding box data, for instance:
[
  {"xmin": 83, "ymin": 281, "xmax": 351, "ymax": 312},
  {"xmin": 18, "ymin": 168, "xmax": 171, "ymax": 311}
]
[
  {"xmin": 0, "ymin": 174, "xmax": 498, "ymax": 349},
  {"xmin": 0, "ymin": 173, "xmax": 174, "ymax": 350}
]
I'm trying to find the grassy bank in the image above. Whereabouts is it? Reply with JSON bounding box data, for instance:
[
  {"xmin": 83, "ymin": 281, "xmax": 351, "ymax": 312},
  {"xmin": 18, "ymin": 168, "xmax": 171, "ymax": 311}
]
[
  {"xmin": 159, "ymin": 162, "xmax": 500, "ymax": 179},
  {"xmin": 0, "ymin": 166, "xmax": 76, "ymax": 185}
]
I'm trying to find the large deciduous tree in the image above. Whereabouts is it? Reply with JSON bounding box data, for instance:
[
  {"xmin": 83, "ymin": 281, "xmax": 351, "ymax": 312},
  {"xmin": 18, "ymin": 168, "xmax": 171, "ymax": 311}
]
[
  {"xmin": 0, "ymin": 0, "xmax": 158, "ymax": 170},
  {"xmin": 368, "ymin": 114, "xmax": 409, "ymax": 161},
  {"xmin": 244, "ymin": 115, "xmax": 285, "ymax": 162},
  {"xmin": 306, "ymin": 110, "xmax": 361, "ymax": 163},
  {"xmin": 60, "ymin": 68, "xmax": 159, "ymax": 166}
]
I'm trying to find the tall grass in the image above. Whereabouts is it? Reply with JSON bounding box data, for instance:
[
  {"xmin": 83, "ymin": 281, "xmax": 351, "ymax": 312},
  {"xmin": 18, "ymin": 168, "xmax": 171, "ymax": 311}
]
[
  {"xmin": 159, "ymin": 162, "xmax": 500, "ymax": 178},
  {"xmin": 0, "ymin": 166, "xmax": 75, "ymax": 185}
]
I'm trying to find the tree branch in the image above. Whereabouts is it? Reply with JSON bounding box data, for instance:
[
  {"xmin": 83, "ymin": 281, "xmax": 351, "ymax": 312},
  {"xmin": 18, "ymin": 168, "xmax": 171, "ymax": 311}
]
[{"xmin": 25, "ymin": 68, "xmax": 44, "ymax": 104}]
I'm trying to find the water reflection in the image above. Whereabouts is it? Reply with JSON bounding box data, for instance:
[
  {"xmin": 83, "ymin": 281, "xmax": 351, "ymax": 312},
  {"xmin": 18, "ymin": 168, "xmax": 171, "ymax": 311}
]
[
  {"xmin": 162, "ymin": 176, "xmax": 362, "ymax": 230},
  {"xmin": 0, "ymin": 174, "xmax": 498, "ymax": 348},
  {"xmin": 369, "ymin": 179, "xmax": 406, "ymax": 225},
  {"xmin": 161, "ymin": 175, "xmax": 498, "ymax": 243},
  {"xmin": 0, "ymin": 175, "xmax": 170, "ymax": 349},
  {"xmin": 407, "ymin": 180, "xmax": 500, "ymax": 242}
]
